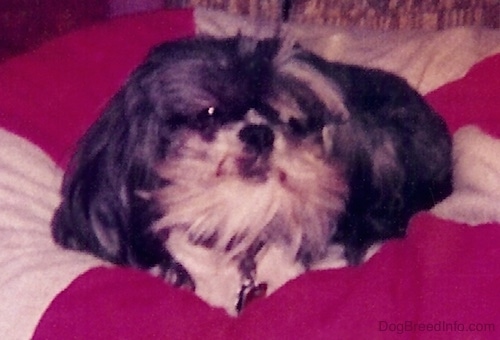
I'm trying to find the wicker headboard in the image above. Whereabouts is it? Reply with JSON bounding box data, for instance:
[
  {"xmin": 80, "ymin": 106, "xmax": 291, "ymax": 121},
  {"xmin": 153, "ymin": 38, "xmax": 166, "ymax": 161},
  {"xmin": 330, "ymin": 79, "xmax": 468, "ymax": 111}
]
[{"xmin": 165, "ymin": 0, "xmax": 499, "ymax": 30}]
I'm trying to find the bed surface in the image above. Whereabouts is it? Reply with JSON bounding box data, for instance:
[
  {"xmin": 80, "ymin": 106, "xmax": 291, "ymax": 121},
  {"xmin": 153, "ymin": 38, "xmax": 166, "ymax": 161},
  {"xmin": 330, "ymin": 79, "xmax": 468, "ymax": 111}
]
[{"xmin": 0, "ymin": 8, "xmax": 499, "ymax": 339}]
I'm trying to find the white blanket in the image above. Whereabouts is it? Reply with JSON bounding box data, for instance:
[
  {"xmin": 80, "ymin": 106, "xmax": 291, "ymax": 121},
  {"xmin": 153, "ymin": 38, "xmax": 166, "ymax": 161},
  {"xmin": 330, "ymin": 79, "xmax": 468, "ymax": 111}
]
[
  {"xmin": 432, "ymin": 126, "xmax": 500, "ymax": 225},
  {"xmin": 0, "ymin": 129, "xmax": 105, "ymax": 340}
]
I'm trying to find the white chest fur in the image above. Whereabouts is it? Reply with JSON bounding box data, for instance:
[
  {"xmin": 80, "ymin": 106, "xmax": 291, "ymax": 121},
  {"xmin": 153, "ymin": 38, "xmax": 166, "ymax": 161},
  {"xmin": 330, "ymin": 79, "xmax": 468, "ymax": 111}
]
[{"xmin": 166, "ymin": 230, "xmax": 307, "ymax": 315}]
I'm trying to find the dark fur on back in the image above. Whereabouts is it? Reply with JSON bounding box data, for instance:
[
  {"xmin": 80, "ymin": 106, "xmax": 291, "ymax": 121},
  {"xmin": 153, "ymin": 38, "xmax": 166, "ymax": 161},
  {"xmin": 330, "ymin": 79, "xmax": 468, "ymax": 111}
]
[
  {"xmin": 52, "ymin": 35, "xmax": 452, "ymax": 272},
  {"xmin": 308, "ymin": 56, "xmax": 453, "ymax": 262}
]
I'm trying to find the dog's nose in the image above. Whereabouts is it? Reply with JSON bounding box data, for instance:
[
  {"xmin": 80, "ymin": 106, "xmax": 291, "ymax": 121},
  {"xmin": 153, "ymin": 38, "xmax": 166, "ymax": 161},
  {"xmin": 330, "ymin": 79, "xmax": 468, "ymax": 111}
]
[{"xmin": 238, "ymin": 124, "xmax": 274, "ymax": 154}]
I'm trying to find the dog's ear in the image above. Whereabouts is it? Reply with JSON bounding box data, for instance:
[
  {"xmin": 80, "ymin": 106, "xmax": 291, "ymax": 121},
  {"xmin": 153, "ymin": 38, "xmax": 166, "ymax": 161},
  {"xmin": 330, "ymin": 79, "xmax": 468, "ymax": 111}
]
[
  {"xmin": 51, "ymin": 36, "xmax": 246, "ymax": 268},
  {"xmin": 51, "ymin": 72, "xmax": 170, "ymax": 268}
]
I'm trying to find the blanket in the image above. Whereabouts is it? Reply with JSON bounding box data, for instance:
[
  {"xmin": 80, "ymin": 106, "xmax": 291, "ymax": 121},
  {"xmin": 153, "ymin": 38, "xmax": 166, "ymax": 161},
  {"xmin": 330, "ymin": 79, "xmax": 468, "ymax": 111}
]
[{"xmin": 0, "ymin": 8, "xmax": 499, "ymax": 339}]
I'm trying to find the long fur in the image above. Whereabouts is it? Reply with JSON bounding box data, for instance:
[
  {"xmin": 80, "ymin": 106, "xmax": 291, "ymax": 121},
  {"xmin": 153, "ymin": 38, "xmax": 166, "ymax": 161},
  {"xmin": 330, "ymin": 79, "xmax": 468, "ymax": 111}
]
[{"xmin": 52, "ymin": 35, "xmax": 452, "ymax": 310}]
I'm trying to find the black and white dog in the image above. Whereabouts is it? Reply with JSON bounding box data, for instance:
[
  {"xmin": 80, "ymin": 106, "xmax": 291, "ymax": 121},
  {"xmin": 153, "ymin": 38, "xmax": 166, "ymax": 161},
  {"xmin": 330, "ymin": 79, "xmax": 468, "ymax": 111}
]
[{"xmin": 52, "ymin": 35, "xmax": 453, "ymax": 314}]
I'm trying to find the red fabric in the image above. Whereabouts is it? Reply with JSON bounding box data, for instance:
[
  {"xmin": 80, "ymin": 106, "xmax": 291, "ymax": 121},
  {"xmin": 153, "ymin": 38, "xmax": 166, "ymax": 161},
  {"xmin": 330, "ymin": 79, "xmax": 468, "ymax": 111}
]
[
  {"xmin": 0, "ymin": 9, "xmax": 195, "ymax": 167},
  {"xmin": 33, "ymin": 215, "xmax": 500, "ymax": 339},
  {"xmin": 33, "ymin": 267, "xmax": 230, "ymax": 339},
  {"xmin": 0, "ymin": 9, "xmax": 498, "ymax": 339},
  {"xmin": 426, "ymin": 54, "xmax": 500, "ymax": 139},
  {"xmin": 0, "ymin": 0, "xmax": 107, "ymax": 61}
]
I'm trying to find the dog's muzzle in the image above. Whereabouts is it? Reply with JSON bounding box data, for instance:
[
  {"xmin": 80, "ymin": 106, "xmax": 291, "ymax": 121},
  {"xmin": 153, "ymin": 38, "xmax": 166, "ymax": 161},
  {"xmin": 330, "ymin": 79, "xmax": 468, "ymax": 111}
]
[
  {"xmin": 237, "ymin": 124, "xmax": 275, "ymax": 179},
  {"xmin": 239, "ymin": 124, "xmax": 275, "ymax": 154}
]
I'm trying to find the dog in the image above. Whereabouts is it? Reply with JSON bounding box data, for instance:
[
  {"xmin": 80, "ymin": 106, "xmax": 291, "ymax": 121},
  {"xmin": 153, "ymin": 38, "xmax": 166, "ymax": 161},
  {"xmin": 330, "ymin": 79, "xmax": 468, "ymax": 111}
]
[{"xmin": 51, "ymin": 35, "xmax": 453, "ymax": 314}]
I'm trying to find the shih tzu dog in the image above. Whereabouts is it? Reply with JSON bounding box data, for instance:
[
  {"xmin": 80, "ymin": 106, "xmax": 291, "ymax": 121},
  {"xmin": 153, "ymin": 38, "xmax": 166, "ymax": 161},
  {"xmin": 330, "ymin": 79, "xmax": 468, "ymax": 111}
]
[{"xmin": 52, "ymin": 35, "xmax": 453, "ymax": 314}]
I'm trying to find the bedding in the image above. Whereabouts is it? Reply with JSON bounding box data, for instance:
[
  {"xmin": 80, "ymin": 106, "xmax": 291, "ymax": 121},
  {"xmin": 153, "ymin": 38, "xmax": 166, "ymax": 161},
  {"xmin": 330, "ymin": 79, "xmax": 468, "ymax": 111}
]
[{"xmin": 0, "ymin": 8, "xmax": 499, "ymax": 339}]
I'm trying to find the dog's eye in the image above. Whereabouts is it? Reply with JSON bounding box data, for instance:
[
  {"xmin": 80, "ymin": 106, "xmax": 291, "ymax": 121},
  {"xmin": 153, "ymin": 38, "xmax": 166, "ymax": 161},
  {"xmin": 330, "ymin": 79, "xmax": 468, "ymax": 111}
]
[
  {"xmin": 196, "ymin": 106, "xmax": 240, "ymax": 125},
  {"xmin": 207, "ymin": 106, "xmax": 217, "ymax": 116},
  {"xmin": 194, "ymin": 106, "xmax": 217, "ymax": 126},
  {"xmin": 189, "ymin": 106, "xmax": 223, "ymax": 137},
  {"xmin": 191, "ymin": 106, "xmax": 247, "ymax": 136}
]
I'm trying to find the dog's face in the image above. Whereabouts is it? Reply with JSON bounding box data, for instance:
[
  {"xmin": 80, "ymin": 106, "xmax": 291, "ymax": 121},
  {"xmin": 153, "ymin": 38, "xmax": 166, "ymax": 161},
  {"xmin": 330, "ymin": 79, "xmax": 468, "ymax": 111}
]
[{"xmin": 147, "ymin": 38, "xmax": 349, "ymax": 266}]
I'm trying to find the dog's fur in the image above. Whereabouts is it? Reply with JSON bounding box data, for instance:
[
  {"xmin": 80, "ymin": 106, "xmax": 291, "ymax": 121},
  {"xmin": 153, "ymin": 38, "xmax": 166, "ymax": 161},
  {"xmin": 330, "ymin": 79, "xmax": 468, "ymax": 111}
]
[{"xmin": 52, "ymin": 35, "xmax": 453, "ymax": 314}]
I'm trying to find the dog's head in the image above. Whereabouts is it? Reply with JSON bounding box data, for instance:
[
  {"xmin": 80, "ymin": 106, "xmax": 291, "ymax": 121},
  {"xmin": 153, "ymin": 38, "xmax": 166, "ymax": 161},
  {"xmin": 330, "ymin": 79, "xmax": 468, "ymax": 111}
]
[{"xmin": 52, "ymin": 36, "xmax": 350, "ymax": 269}]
